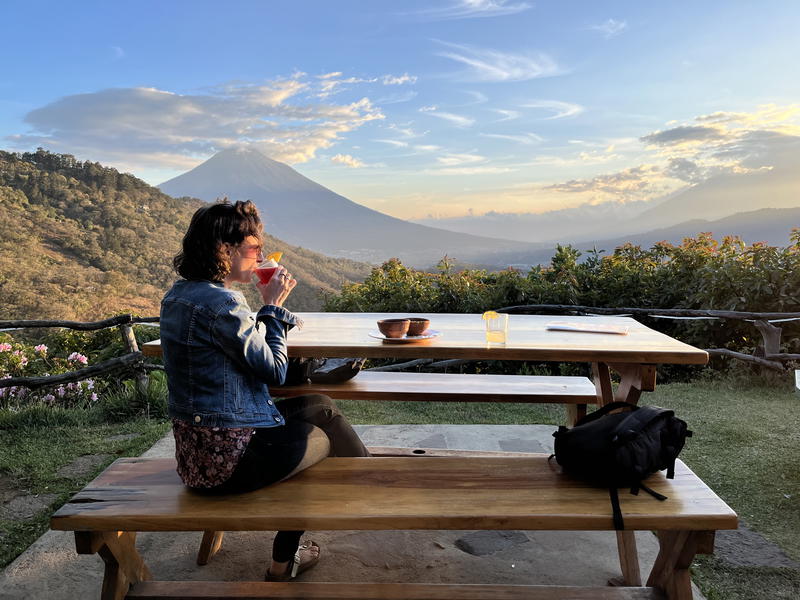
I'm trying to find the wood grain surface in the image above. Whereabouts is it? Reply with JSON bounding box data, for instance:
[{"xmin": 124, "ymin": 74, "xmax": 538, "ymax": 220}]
[
  {"xmin": 274, "ymin": 372, "xmax": 597, "ymax": 403},
  {"xmin": 127, "ymin": 581, "xmax": 666, "ymax": 599},
  {"xmin": 143, "ymin": 313, "xmax": 708, "ymax": 364},
  {"xmin": 51, "ymin": 455, "xmax": 737, "ymax": 533}
]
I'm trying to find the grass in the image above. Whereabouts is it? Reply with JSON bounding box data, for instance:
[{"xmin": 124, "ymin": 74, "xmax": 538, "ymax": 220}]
[{"xmin": 1, "ymin": 378, "xmax": 798, "ymax": 599}]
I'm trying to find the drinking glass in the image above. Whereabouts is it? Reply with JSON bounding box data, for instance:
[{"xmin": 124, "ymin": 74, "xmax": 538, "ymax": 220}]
[{"xmin": 484, "ymin": 313, "xmax": 508, "ymax": 345}]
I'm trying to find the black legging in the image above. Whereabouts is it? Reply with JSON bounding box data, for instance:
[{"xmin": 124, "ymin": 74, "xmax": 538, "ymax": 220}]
[{"xmin": 198, "ymin": 394, "xmax": 369, "ymax": 562}]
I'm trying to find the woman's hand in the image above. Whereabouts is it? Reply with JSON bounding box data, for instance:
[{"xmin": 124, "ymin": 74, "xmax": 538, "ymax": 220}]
[{"xmin": 256, "ymin": 266, "xmax": 297, "ymax": 307}]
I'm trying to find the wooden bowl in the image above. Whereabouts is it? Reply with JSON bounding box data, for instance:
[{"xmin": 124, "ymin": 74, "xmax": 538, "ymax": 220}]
[
  {"xmin": 377, "ymin": 318, "xmax": 410, "ymax": 338},
  {"xmin": 407, "ymin": 318, "xmax": 430, "ymax": 336}
]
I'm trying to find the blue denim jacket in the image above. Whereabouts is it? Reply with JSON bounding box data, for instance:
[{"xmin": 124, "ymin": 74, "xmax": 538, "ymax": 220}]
[{"xmin": 160, "ymin": 279, "xmax": 300, "ymax": 428}]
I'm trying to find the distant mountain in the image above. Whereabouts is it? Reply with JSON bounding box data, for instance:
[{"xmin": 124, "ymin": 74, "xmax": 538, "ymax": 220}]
[
  {"xmin": 487, "ymin": 206, "xmax": 800, "ymax": 268},
  {"xmin": 159, "ymin": 147, "xmax": 541, "ymax": 267},
  {"xmin": 634, "ymin": 169, "xmax": 800, "ymax": 230},
  {"xmin": 0, "ymin": 149, "xmax": 372, "ymax": 320},
  {"xmin": 414, "ymin": 199, "xmax": 658, "ymax": 244}
]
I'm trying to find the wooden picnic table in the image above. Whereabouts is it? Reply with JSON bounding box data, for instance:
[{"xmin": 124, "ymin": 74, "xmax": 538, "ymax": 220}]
[
  {"xmin": 56, "ymin": 312, "xmax": 723, "ymax": 599},
  {"xmin": 142, "ymin": 311, "xmax": 708, "ymax": 408}
]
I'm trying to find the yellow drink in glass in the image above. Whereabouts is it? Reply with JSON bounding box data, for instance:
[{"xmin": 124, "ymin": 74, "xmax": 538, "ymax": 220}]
[{"xmin": 482, "ymin": 311, "xmax": 509, "ymax": 345}]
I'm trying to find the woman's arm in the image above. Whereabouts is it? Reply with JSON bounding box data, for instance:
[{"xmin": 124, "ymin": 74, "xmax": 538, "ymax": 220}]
[{"xmin": 211, "ymin": 297, "xmax": 299, "ymax": 385}]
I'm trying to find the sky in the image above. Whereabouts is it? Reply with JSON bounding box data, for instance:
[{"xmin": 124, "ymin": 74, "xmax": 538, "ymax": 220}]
[{"xmin": 2, "ymin": 0, "xmax": 799, "ymax": 220}]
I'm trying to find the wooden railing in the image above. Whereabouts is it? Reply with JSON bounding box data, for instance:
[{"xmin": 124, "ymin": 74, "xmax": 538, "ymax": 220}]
[{"xmin": 0, "ymin": 315, "xmax": 159, "ymax": 394}]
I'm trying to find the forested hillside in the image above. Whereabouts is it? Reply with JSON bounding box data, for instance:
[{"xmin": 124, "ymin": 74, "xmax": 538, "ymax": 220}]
[{"xmin": 0, "ymin": 149, "xmax": 372, "ymax": 319}]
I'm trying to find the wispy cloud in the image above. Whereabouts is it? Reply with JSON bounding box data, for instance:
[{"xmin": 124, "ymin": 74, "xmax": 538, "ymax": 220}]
[
  {"xmin": 490, "ymin": 108, "xmax": 520, "ymax": 122},
  {"xmin": 435, "ymin": 41, "xmax": 561, "ymax": 82},
  {"xmin": 331, "ymin": 153, "xmax": 365, "ymax": 168},
  {"xmin": 409, "ymin": 1, "xmax": 531, "ymax": 21},
  {"xmin": 10, "ymin": 76, "xmax": 384, "ymax": 169},
  {"xmin": 590, "ymin": 18, "xmax": 628, "ymax": 39},
  {"xmin": 315, "ymin": 72, "xmax": 416, "ymax": 98},
  {"xmin": 110, "ymin": 46, "xmax": 125, "ymax": 60},
  {"xmin": 419, "ymin": 106, "xmax": 475, "ymax": 127},
  {"xmin": 382, "ymin": 73, "xmax": 417, "ymax": 85},
  {"xmin": 375, "ymin": 139, "xmax": 409, "ymax": 148},
  {"xmin": 481, "ymin": 132, "xmax": 542, "ymax": 144},
  {"xmin": 521, "ymin": 100, "xmax": 584, "ymax": 119},
  {"xmin": 425, "ymin": 165, "xmax": 515, "ymax": 175},
  {"xmin": 437, "ymin": 152, "xmax": 485, "ymax": 166}
]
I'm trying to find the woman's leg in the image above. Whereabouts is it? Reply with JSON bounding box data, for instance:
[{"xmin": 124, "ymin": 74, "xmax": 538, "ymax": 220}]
[
  {"xmin": 204, "ymin": 420, "xmax": 329, "ymax": 573},
  {"xmin": 276, "ymin": 394, "xmax": 370, "ymax": 458}
]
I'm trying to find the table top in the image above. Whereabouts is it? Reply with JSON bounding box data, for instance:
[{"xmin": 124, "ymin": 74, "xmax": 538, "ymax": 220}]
[{"xmin": 143, "ymin": 312, "xmax": 708, "ymax": 365}]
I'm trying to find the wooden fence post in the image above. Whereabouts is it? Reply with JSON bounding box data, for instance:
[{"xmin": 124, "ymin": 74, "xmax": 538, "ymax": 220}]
[{"xmin": 118, "ymin": 323, "xmax": 150, "ymax": 415}]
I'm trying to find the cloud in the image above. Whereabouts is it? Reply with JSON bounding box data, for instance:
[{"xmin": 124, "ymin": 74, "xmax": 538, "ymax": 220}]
[
  {"xmin": 375, "ymin": 139, "xmax": 409, "ymax": 148},
  {"xmin": 640, "ymin": 125, "xmax": 728, "ymax": 146},
  {"xmin": 425, "ymin": 165, "xmax": 515, "ymax": 175},
  {"xmin": 490, "ymin": 108, "xmax": 520, "ymax": 122},
  {"xmin": 110, "ymin": 46, "xmax": 125, "ymax": 60},
  {"xmin": 419, "ymin": 106, "xmax": 475, "ymax": 127},
  {"xmin": 544, "ymin": 165, "xmax": 664, "ymax": 199},
  {"xmin": 331, "ymin": 153, "xmax": 365, "ymax": 168},
  {"xmin": 590, "ymin": 19, "xmax": 628, "ymax": 39},
  {"xmin": 538, "ymin": 103, "xmax": 800, "ymax": 204},
  {"xmin": 409, "ymin": 1, "xmax": 531, "ymax": 21},
  {"xmin": 481, "ymin": 132, "xmax": 542, "ymax": 144},
  {"xmin": 315, "ymin": 72, "xmax": 415, "ymax": 98},
  {"xmin": 11, "ymin": 77, "xmax": 384, "ymax": 169},
  {"xmin": 521, "ymin": 100, "xmax": 584, "ymax": 119},
  {"xmin": 382, "ymin": 73, "xmax": 417, "ymax": 85},
  {"xmin": 437, "ymin": 152, "xmax": 485, "ymax": 166},
  {"xmin": 435, "ymin": 41, "xmax": 561, "ymax": 82}
]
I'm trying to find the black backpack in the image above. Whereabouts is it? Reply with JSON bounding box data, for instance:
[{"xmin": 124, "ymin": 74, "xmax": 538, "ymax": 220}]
[{"xmin": 551, "ymin": 401, "xmax": 692, "ymax": 529}]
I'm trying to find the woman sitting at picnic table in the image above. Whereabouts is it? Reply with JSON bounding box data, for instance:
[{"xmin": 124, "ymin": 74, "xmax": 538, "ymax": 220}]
[{"xmin": 160, "ymin": 199, "xmax": 370, "ymax": 581}]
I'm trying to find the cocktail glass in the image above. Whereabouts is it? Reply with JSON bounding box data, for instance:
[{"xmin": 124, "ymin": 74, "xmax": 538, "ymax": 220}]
[{"xmin": 255, "ymin": 252, "xmax": 282, "ymax": 284}]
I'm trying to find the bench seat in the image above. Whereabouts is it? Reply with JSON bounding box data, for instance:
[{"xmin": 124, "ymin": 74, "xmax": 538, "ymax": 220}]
[
  {"xmin": 127, "ymin": 581, "xmax": 665, "ymax": 599},
  {"xmin": 50, "ymin": 455, "xmax": 736, "ymax": 600},
  {"xmin": 273, "ymin": 372, "xmax": 598, "ymax": 404},
  {"xmin": 51, "ymin": 455, "xmax": 735, "ymax": 533}
]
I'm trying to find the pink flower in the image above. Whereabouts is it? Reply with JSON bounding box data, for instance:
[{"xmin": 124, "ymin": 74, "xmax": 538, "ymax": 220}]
[
  {"xmin": 90, "ymin": 393, "xmax": 98, "ymax": 402},
  {"xmin": 43, "ymin": 393, "xmax": 56, "ymax": 404},
  {"xmin": 0, "ymin": 343, "xmax": 12, "ymax": 352},
  {"xmin": 34, "ymin": 344, "xmax": 48, "ymax": 354},
  {"xmin": 67, "ymin": 352, "xmax": 88, "ymax": 365},
  {"xmin": 12, "ymin": 350, "xmax": 28, "ymax": 366}
]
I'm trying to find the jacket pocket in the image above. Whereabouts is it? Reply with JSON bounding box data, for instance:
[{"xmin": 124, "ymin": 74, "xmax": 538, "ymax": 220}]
[{"xmin": 222, "ymin": 363, "xmax": 245, "ymax": 414}]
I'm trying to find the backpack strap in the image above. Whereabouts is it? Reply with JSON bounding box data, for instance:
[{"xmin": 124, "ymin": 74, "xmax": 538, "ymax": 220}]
[
  {"xmin": 575, "ymin": 401, "xmax": 638, "ymax": 426},
  {"xmin": 610, "ymin": 406, "xmax": 674, "ymax": 443},
  {"xmin": 638, "ymin": 482, "xmax": 668, "ymax": 502},
  {"xmin": 608, "ymin": 487, "xmax": 625, "ymax": 530}
]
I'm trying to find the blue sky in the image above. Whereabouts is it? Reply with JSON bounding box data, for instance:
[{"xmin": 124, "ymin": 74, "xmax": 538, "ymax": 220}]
[{"xmin": 2, "ymin": 1, "xmax": 799, "ymax": 219}]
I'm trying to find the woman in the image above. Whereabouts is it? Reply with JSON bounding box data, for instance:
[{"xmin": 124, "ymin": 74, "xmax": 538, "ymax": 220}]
[{"xmin": 160, "ymin": 199, "xmax": 369, "ymax": 581}]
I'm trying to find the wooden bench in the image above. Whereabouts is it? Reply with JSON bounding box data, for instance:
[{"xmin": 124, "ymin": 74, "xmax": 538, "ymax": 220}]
[
  {"xmin": 50, "ymin": 455, "xmax": 737, "ymax": 600},
  {"xmin": 275, "ymin": 372, "xmax": 599, "ymax": 424}
]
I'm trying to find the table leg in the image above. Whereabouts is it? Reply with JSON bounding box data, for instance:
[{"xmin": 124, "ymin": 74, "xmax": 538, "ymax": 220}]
[
  {"xmin": 197, "ymin": 530, "xmax": 224, "ymax": 565},
  {"xmin": 648, "ymin": 530, "xmax": 714, "ymax": 599},
  {"xmin": 592, "ymin": 362, "xmax": 614, "ymax": 405},
  {"xmin": 612, "ymin": 530, "xmax": 642, "ymax": 586},
  {"xmin": 74, "ymin": 531, "xmax": 151, "ymax": 600},
  {"xmin": 593, "ymin": 362, "xmax": 657, "ymax": 406}
]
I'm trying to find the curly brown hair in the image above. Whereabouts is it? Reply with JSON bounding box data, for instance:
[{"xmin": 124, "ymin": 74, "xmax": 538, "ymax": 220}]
[{"xmin": 173, "ymin": 199, "xmax": 263, "ymax": 282}]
